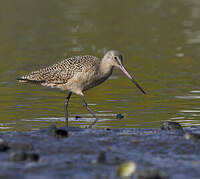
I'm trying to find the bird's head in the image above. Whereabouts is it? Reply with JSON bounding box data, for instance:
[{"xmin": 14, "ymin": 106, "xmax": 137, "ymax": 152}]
[
  {"xmin": 103, "ymin": 50, "xmax": 146, "ymax": 94},
  {"xmin": 103, "ymin": 50, "xmax": 123, "ymax": 68}
]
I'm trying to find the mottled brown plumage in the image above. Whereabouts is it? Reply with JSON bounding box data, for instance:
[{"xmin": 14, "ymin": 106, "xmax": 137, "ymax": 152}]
[
  {"xmin": 17, "ymin": 50, "xmax": 146, "ymax": 127},
  {"xmin": 17, "ymin": 55, "xmax": 101, "ymax": 94}
]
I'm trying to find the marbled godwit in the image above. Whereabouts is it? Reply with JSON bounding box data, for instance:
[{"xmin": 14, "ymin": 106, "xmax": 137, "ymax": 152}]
[{"xmin": 17, "ymin": 50, "xmax": 146, "ymax": 127}]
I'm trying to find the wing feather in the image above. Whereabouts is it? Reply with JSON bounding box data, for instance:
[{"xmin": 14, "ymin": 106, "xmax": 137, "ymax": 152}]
[{"xmin": 17, "ymin": 55, "xmax": 100, "ymax": 85}]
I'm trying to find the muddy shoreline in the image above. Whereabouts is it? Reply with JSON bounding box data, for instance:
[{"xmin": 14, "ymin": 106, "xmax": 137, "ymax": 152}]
[{"xmin": 0, "ymin": 122, "xmax": 200, "ymax": 179}]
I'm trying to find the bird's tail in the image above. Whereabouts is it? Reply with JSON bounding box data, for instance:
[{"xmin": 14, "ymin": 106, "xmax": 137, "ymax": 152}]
[
  {"xmin": 16, "ymin": 76, "xmax": 29, "ymax": 83},
  {"xmin": 16, "ymin": 75, "xmax": 45, "ymax": 83}
]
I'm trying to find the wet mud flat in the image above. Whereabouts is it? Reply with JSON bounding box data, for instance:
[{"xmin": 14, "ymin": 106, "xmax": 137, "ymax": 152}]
[{"xmin": 0, "ymin": 122, "xmax": 200, "ymax": 179}]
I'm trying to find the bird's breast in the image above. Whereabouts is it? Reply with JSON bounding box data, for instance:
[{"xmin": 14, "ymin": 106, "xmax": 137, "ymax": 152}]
[
  {"xmin": 60, "ymin": 66, "xmax": 113, "ymax": 94},
  {"xmin": 82, "ymin": 68, "xmax": 113, "ymax": 91}
]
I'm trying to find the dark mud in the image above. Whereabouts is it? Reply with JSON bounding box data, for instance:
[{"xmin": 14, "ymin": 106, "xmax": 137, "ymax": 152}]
[{"xmin": 0, "ymin": 123, "xmax": 200, "ymax": 179}]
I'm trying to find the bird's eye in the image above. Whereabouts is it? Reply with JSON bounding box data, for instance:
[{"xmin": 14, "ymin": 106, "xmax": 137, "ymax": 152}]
[{"xmin": 114, "ymin": 56, "xmax": 118, "ymax": 60}]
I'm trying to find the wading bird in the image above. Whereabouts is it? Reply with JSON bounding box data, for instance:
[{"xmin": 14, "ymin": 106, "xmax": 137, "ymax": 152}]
[{"xmin": 17, "ymin": 50, "xmax": 146, "ymax": 127}]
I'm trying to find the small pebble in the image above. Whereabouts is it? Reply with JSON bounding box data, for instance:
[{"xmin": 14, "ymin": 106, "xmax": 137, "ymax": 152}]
[
  {"xmin": 0, "ymin": 138, "xmax": 4, "ymax": 143},
  {"xmin": 184, "ymin": 132, "xmax": 200, "ymax": 140},
  {"xmin": 0, "ymin": 138, "xmax": 10, "ymax": 152},
  {"xmin": 10, "ymin": 151, "xmax": 28, "ymax": 161},
  {"xmin": 130, "ymin": 139, "xmax": 140, "ymax": 144},
  {"xmin": 10, "ymin": 152, "xmax": 39, "ymax": 162},
  {"xmin": 27, "ymin": 153, "xmax": 40, "ymax": 161},
  {"xmin": 54, "ymin": 129, "xmax": 68, "ymax": 138},
  {"xmin": 97, "ymin": 152, "xmax": 106, "ymax": 164},
  {"xmin": 117, "ymin": 161, "xmax": 136, "ymax": 177},
  {"xmin": 161, "ymin": 121, "xmax": 183, "ymax": 131},
  {"xmin": 75, "ymin": 115, "xmax": 82, "ymax": 120},
  {"xmin": 116, "ymin": 114, "xmax": 124, "ymax": 120}
]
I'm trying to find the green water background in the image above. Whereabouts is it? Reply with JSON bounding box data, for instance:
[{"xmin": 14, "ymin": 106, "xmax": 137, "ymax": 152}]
[{"xmin": 0, "ymin": 0, "xmax": 200, "ymax": 131}]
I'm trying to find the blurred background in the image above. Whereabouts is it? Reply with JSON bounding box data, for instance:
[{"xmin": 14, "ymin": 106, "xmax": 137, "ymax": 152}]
[{"xmin": 0, "ymin": 0, "xmax": 200, "ymax": 131}]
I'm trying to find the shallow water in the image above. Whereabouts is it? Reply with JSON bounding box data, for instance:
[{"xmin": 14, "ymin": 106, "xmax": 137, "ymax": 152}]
[{"xmin": 1, "ymin": 0, "xmax": 200, "ymax": 131}]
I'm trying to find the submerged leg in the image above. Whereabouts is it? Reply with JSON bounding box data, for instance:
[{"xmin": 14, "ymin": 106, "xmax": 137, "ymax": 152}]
[
  {"xmin": 81, "ymin": 95, "xmax": 99, "ymax": 128},
  {"xmin": 65, "ymin": 92, "xmax": 72, "ymax": 127}
]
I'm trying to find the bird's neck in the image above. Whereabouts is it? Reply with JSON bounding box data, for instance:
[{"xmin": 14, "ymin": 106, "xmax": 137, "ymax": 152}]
[{"xmin": 99, "ymin": 58, "xmax": 114, "ymax": 77}]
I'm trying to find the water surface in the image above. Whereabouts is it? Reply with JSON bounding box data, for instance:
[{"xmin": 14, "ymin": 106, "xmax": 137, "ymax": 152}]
[{"xmin": 0, "ymin": 0, "xmax": 200, "ymax": 131}]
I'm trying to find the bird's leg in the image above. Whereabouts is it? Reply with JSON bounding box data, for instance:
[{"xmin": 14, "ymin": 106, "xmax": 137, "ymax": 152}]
[
  {"xmin": 65, "ymin": 92, "xmax": 72, "ymax": 127},
  {"xmin": 81, "ymin": 95, "xmax": 99, "ymax": 128}
]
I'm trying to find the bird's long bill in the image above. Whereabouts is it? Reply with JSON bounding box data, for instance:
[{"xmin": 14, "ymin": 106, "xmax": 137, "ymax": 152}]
[{"xmin": 119, "ymin": 65, "xmax": 146, "ymax": 94}]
